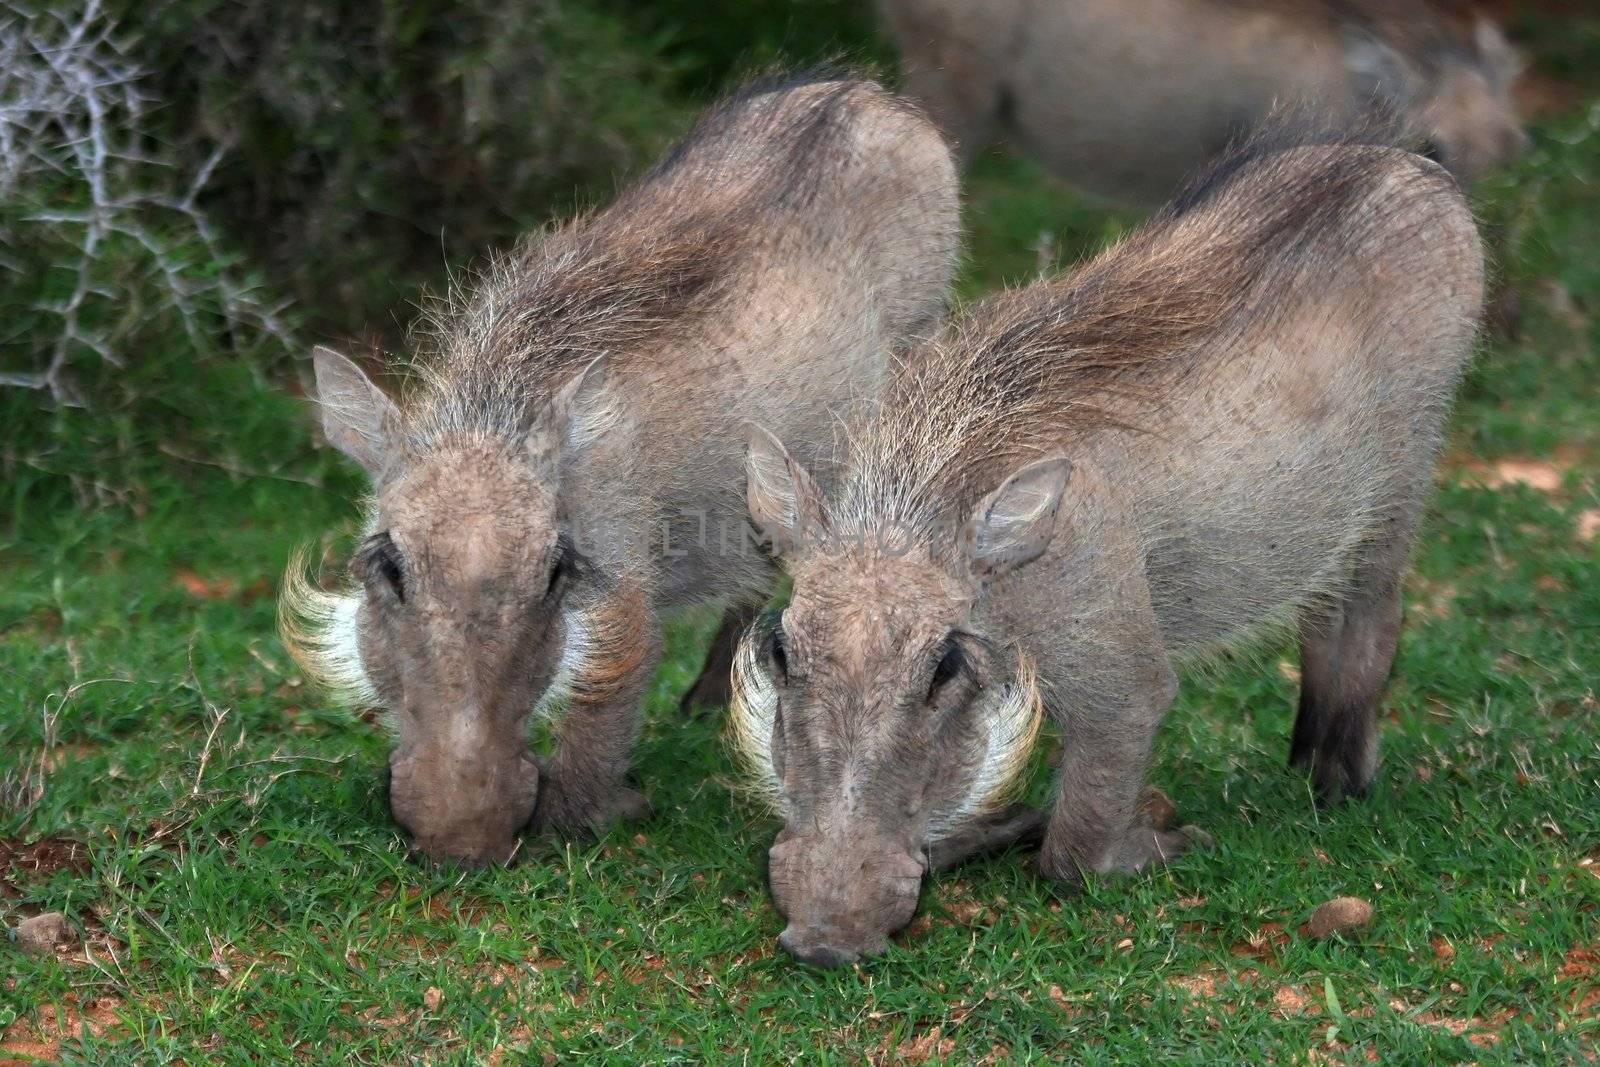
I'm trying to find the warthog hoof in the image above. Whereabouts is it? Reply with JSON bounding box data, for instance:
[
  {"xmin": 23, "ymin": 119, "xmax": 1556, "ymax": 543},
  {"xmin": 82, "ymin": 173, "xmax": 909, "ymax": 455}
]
[
  {"xmin": 1037, "ymin": 822, "xmax": 1213, "ymax": 885},
  {"xmin": 1112, "ymin": 823, "xmax": 1215, "ymax": 874}
]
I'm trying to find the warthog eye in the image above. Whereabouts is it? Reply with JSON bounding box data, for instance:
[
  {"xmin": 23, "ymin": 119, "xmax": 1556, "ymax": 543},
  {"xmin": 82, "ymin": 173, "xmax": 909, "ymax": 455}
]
[
  {"xmin": 356, "ymin": 532, "xmax": 405, "ymax": 603},
  {"xmin": 544, "ymin": 534, "xmax": 595, "ymax": 601},
  {"xmin": 546, "ymin": 533, "xmax": 575, "ymax": 600},
  {"xmin": 928, "ymin": 636, "xmax": 965, "ymax": 698},
  {"xmin": 768, "ymin": 619, "xmax": 790, "ymax": 682}
]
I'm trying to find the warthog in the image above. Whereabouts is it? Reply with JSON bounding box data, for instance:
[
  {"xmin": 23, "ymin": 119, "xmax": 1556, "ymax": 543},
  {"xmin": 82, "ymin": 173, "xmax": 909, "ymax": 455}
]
[
  {"xmin": 879, "ymin": 0, "xmax": 1525, "ymax": 200},
  {"xmin": 733, "ymin": 133, "xmax": 1484, "ymax": 966},
  {"xmin": 280, "ymin": 73, "xmax": 959, "ymax": 865}
]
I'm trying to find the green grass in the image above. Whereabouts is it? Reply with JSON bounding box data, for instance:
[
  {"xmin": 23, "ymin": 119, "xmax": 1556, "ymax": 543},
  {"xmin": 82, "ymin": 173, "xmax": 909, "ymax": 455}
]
[{"xmin": 5, "ymin": 66, "xmax": 1600, "ymax": 1067}]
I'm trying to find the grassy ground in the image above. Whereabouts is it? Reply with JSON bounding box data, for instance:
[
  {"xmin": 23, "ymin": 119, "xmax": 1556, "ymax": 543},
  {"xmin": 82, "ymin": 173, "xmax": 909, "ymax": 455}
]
[{"xmin": 4, "ymin": 46, "xmax": 1599, "ymax": 1067}]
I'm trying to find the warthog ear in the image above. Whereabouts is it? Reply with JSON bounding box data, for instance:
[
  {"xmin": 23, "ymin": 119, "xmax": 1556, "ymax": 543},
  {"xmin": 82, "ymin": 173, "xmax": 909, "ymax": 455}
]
[
  {"xmin": 964, "ymin": 456, "xmax": 1072, "ymax": 579},
  {"xmin": 1342, "ymin": 27, "xmax": 1424, "ymax": 108},
  {"xmin": 535, "ymin": 355, "xmax": 616, "ymax": 464},
  {"xmin": 312, "ymin": 346, "xmax": 399, "ymax": 479},
  {"xmin": 744, "ymin": 424, "xmax": 826, "ymax": 554},
  {"xmin": 1473, "ymin": 18, "xmax": 1524, "ymax": 85}
]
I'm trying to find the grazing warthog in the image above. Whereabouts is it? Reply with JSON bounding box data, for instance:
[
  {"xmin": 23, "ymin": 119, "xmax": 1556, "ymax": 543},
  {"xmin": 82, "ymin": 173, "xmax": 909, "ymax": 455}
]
[
  {"xmin": 733, "ymin": 134, "xmax": 1484, "ymax": 966},
  {"xmin": 280, "ymin": 74, "xmax": 959, "ymax": 865},
  {"xmin": 879, "ymin": 0, "xmax": 1525, "ymax": 200}
]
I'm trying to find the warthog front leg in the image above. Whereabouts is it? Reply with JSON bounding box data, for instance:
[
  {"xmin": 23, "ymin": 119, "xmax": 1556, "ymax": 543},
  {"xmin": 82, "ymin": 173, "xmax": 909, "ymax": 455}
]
[
  {"xmin": 532, "ymin": 589, "xmax": 662, "ymax": 838},
  {"xmin": 1025, "ymin": 473, "xmax": 1210, "ymax": 885},
  {"xmin": 1039, "ymin": 647, "xmax": 1208, "ymax": 885}
]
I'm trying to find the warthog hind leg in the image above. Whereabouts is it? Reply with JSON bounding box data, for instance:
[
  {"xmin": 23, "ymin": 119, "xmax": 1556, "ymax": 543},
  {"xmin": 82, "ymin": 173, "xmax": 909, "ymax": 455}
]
[
  {"xmin": 679, "ymin": 603, "xmax": 762, "ymax": 717},
  {"xmin": 1290, "ymin": 527, "xmax": 1412, "ymax": 804}
]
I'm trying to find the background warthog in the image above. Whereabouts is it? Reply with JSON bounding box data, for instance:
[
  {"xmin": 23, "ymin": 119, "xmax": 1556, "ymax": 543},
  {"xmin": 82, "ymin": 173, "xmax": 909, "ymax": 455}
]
[
  {"xmin": 280, "ymin": 73, "xmax": 959, "ymax": 865},
  {"xmin": 879, "ymin": 0, "xmax": 1525, "ymax": 200},
  {"xmin": 733, "ymin": 134, "xmax": 1485, "ymax": 966}
]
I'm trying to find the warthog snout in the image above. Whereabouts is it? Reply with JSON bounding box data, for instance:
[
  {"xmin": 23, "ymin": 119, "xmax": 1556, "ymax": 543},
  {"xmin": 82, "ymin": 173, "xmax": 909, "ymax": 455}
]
[
  {"xmin": 769, "ymin": 830, "xmax": 926, "ymax": 968},
  {"xmin": 388, "ymin": 742, "xmax": 540, "ymax": 866}
]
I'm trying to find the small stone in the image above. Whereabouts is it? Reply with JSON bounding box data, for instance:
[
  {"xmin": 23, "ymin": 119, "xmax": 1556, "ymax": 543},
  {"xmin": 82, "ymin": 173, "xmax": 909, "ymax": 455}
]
[
  {"xmin": 1136, "ymin": 786, "xmax": 1178, "ymax": 831},
  {"xmin": 1307, "ymin": 896, "xmax": 1373, "ymax": 939},
  {"xmin": 423, "ymin": 986, "xmax": 443, "ymax": 1011},
  {"xmin": 14, "ymin": 912, "xmax": 74, "ymax": 955}
]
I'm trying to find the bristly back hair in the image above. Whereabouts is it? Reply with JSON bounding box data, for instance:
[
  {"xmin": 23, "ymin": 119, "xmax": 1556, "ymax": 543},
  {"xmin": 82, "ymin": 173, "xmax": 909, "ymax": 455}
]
[
  {"xmin": 401, "ymin": 69, "xmax": 903, "ymax": 452},
  {"xmin": 839, "ymin": 117, "xmax": 1455, "ymax": 540},
  {"xmin": 1163, "ymin": 103, "xmax": 1419, "ymax": 216}
]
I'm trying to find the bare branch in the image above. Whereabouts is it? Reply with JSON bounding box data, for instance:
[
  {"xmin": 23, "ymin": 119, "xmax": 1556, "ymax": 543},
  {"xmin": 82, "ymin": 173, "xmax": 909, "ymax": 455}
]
[{"xmin": 0, "ymin": 0, "xmax": 296, "ymax": 404}]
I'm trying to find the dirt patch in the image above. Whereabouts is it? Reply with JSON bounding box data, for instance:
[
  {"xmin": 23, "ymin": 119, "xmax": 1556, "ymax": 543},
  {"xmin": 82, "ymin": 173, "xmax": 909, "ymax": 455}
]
[
  {"xmin": 897, "ymin": 883, "xmax": 1006, "ymax": 943},
  {"xmin": 172, "ymin": 568, "xmax": 274, "ymax": 603},
  {"xmin": 0, "ymin": 836, "xmax": 88, "ymax": 898},
  {"xmin": 1576, "ymin": 510, "xmax": 1599, "ymax": 543},
  {"xmin": 1170, "ymin": 970, "xmax": 1223, "ymax": 998},
  {"xmin": 1450, "ymin": 441, "xmax": 1597, "ymax": 494},
  {"xmin": 0, "ymin": 606, "xmax": 63, "ymax": 640},
  {"xmin": 1388, "ymin": 997, "xmax": 1515, "ymax": 1048},
  {"xmin": 1557, "ymin": 942, "xmax": 1598, "ymax": 1010},
  {"xmin": 1406, "ymin": 574, "xmax": 1459, "ymax": 619},
  {"xmin": 0, "ymin": 836, "xmax": 126, "ymax": 968},
  {"xmin": 1159, "ymin": 961, "xmax": 1536, "ymax": 1049},
  {"xmin": 0, "ymin": 995, "xmax": 124, "ymax": 1065},
  {"xmin": 887, "ymin": 1026, "xmax": 956, "ymax": 1064},
  {"xmin": 1461, "ymin": 456, "xmax": 1566, "ymax": 493},
  {"xmin": 1230, "ymin": 921, "xmax": 1290, "ymax": 962},
  {"xmin": 1272, "ymin": 984, "xmax": 1318, "ymax": 1017}
]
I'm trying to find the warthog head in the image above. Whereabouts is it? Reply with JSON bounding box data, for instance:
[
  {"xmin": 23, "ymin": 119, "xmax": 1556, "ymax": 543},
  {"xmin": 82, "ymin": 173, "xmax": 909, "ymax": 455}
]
[
  {"xmin": 282, "ymin": 346, "xmax": 626, "ymax": 865},
  {"xmin": 1348, "ymin": 12, "xmax": 1526, "ymax": 183},
  {"xmin": 730, "ymin": 428, "xmax": 1056, "ymax": 967}
]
